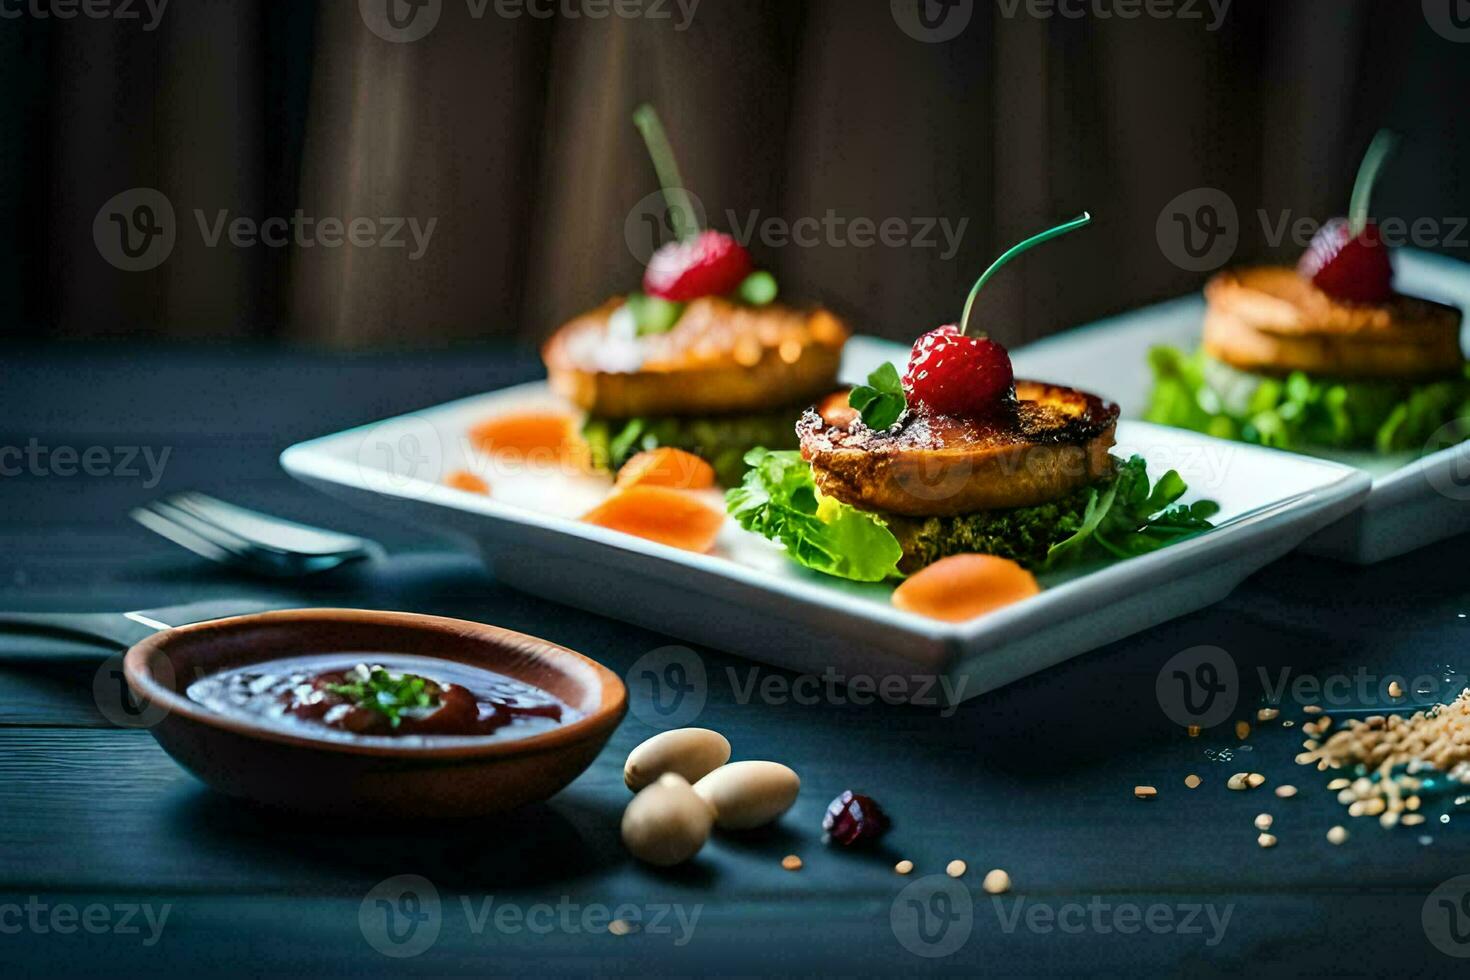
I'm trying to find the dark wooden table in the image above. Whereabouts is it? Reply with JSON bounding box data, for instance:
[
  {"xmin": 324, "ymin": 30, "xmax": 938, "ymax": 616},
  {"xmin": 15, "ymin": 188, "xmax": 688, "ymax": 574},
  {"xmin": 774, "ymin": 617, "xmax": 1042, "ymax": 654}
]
[{"xmin": 3, "ymin": 345, "xmax": 1469, "ymax": 976}]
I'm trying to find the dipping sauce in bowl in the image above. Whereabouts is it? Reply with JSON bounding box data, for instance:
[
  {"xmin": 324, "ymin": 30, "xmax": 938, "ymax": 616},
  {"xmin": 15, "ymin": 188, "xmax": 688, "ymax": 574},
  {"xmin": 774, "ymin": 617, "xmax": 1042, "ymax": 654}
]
[
  {"xmin": 186, "ymin": 654, "xmax": 580, "ymax": 742},
  {"xmin": 124, "ymin": 609, "xmax": 626, "ymax": 819}
]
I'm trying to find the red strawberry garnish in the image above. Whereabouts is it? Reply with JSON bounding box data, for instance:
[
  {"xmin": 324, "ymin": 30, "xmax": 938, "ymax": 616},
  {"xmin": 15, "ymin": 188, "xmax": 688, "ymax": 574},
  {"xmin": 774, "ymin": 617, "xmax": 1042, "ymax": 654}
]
[
  {"xmin": 902, "ymin": 324, "xmax": 1016, "ymax": 418},
  {"xmin": 643, "ymin": 231, "xmax": 753, "ymax": 302},
  {"xmin": 1298, "ymin": 218, "xmax": 1393, "ymax": 305}
]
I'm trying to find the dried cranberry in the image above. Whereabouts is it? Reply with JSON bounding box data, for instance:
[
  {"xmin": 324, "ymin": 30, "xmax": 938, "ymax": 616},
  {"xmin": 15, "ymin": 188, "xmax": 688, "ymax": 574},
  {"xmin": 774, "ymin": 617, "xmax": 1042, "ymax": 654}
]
[{"xmin": 822, "ymin": 790, "xmax": 890, "ymax": 846}]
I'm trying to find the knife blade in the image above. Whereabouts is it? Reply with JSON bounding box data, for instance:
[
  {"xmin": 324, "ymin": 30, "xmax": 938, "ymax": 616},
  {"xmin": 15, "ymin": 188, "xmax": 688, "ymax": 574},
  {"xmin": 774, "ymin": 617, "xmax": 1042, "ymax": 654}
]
[{"xmin": 0, "ymin": 599, "xmax": 287, "ymax": 652}]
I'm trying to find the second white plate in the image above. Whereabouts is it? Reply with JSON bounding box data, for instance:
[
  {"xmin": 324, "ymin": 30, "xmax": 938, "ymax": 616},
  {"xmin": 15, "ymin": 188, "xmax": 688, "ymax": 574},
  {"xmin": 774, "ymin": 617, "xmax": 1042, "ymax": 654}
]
[{"xmin": 1002, "ymin": 249, "xmax": 1470, "ymax": 564}]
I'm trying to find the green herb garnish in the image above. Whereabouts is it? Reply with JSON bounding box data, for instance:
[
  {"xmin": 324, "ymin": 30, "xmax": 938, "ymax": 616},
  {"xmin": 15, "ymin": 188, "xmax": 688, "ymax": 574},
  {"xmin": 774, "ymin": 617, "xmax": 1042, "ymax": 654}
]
[
  {"xmin": 625, "ymin": 292, "xmax": 686, "ymax": 336},
  {"xmin": 1044, "ymin": 455, "xmax": 1219, "ymax": 566},
  {"xmin": 849, "ymin": 362, "xmax": 908, "ymax": 430},
  {"xmin": 324, "ymin": 665, "xmax": 441, "ymax": 729},
  {"xmin": 736, "ymin": 270, "xmax": 779, "ymax": 306}
]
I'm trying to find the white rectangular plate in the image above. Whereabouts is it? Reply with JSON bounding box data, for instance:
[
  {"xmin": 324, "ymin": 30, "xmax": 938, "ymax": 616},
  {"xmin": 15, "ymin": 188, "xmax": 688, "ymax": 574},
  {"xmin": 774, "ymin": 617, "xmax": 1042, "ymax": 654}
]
[
  {"xmin": 282, "ymin": 350, "xmax": 1370, "ymax": 702},
  {"xmin": 1005, "ymin": 249, "xmax": 1470, "ymax": 564}
]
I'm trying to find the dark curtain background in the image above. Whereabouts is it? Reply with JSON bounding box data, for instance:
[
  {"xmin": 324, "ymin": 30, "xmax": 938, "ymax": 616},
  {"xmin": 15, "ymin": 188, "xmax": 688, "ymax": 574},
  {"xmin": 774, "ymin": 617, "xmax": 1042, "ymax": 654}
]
[{"xmin": 2, "ymin": 0, "xmax": 1467, "ymax": 349}]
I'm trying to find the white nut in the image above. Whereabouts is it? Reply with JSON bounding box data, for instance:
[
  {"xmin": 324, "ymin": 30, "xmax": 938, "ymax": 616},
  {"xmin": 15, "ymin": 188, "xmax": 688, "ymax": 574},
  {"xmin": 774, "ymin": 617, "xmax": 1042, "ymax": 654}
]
[
  {"xmin": 624, "ymin": 728, "xmax": 732, "ymax": 792},
  {"xmin": 620, "ymin": 774, "xmax": 713, "ymax": 866},
  {"xmin": 694, "ymin": 761, "xmax": 800, "ymax": 830}
]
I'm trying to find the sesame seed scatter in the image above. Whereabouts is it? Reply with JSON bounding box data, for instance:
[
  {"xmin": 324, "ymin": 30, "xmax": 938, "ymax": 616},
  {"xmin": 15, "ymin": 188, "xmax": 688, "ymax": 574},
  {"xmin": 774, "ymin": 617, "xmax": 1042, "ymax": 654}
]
[{"xmin": 1295, "ymin": 688, "xmax": 1470, "ymax": 826}]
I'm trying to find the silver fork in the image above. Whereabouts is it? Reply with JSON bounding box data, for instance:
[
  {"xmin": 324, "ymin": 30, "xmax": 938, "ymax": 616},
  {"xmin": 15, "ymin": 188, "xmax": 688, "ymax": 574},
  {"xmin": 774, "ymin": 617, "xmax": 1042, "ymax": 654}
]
[{"xmin": 131, "ymin": 492, "xmax": 384, "ymax": 577}]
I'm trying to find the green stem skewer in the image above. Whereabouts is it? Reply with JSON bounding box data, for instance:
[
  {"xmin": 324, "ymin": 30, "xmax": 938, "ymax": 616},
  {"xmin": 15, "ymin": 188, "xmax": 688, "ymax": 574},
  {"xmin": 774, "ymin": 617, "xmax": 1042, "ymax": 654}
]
[
  {"xmin": 1348, "ymin": 130, "xmax": 1398, "ymax": 238},
  {"xmin": 959, "ymin": 212, "xmax": 1092, "ymax": 338},
  {"xmin": 633, "ymin": 104, "xmax": 700, "ymax": 243}
]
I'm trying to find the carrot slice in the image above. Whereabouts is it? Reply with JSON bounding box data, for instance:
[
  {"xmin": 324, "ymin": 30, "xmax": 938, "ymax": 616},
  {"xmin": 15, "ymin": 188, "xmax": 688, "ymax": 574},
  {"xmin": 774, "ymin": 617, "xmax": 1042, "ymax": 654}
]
[
  {"xmin": 444, "ymin": 469, "xmax": 490, "ymax": 495},
  {"xmin": 891, "ymin": 554, "xmax": 1041, "ymax": 622},
  {"xmin": 616, "ymin": 448, "xmax": 716, "ymax": 491},
  {"xmin": 582, "ymin": 486, "xmax": 724, "ymax": 553},
  {"xmin": 469, "ymin": 412, "xmax": 580, "ymax": 464}
]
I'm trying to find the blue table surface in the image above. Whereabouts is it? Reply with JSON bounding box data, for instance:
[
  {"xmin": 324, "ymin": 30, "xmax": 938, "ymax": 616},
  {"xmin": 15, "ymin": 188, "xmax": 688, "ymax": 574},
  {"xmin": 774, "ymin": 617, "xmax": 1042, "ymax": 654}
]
[{"xmin": 2, "ymin": 344, "xmax": 1469, "ymax": 977}]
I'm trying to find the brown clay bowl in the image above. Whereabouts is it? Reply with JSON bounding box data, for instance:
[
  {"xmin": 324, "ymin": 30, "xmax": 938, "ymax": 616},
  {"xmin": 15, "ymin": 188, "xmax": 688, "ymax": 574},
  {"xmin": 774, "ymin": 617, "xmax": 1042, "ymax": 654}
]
[{"xmin": 123, "ymin": 608, "xmax": 626, "ymax": 820}]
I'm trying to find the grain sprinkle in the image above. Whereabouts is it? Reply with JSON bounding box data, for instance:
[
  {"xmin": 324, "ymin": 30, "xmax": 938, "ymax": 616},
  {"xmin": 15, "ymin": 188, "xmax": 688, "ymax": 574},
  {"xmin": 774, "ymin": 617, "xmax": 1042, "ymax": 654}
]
[
  {"xmin": 1185, "ymin": 774, "xmax": 1202, "ymax": 789},
  {"xmin": 782, "ymin": 854, "xmax": 803, "ymax": 871},
  {"xmin": 1295, "ymin": 688, "xmax": 1470, "ymax": 826},
  {"xmin": 946, "ymin": 859, "xmax": 967, "ymax": 878},
  {"xmin": 894, "ymin": 860, "xmax": 914, "ymax": 875},
  {"xmin": 982, "ymin": 869, "xmax": 1012, "ymax": 895},
  {"xmin": 1257, "ymin": 832, "xmax": 1277, "ymax": 848},
  {"xmin": 1134, "ymin": 785, "xmax": 1158, "ymax": 800},
  {"xmin": 1274, "ymin": 785, "xmax": 1297, "ymax": 798}
]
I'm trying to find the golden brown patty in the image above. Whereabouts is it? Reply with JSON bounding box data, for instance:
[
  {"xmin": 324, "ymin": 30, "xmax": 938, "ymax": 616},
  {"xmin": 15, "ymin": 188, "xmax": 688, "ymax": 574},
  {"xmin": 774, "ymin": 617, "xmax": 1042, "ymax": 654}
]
[
  {"xmin": 1202, "ymin": 266, "xmax": 1463, "ymax": 379},
  {"xmin": 798, "ymin": 382, "xmax": 1119, "ymax": 518},
  {"xmin": 543, "ymin": 297, "xmax": 849, "ymax": 418}
]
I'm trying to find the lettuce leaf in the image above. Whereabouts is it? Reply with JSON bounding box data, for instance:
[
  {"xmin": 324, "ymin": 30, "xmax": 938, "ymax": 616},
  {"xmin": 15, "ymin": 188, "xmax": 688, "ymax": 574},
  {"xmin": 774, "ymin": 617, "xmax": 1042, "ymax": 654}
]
[
  {"xmin": 726, "ymin": 449, "xmax": 904, "ymax": 582},
  {"xmin": 1147, "ymin": 346, "xmax": 1470, "ymax": 453}
]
